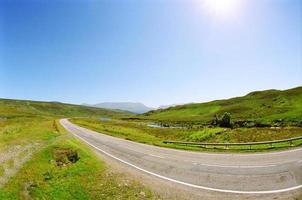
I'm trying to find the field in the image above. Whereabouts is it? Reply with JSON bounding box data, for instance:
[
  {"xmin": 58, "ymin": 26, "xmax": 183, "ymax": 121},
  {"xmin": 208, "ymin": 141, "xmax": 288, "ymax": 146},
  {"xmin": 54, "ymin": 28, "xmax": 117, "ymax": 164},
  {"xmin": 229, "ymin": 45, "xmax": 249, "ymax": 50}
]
[
  {"xmin": 0, "ymin": 99, "xmax": 157, "ymax": 199},
  {"xmin": 70, "ymin": 118, "xmax": 302, "ymax": 151}
]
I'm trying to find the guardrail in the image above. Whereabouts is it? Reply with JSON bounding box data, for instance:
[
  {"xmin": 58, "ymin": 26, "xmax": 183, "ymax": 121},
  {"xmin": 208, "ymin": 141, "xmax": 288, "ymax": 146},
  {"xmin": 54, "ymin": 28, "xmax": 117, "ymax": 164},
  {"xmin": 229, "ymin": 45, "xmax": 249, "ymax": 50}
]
[{"xmin": 163, "ymin": 135, "xmax": 302, "ymax": 150}]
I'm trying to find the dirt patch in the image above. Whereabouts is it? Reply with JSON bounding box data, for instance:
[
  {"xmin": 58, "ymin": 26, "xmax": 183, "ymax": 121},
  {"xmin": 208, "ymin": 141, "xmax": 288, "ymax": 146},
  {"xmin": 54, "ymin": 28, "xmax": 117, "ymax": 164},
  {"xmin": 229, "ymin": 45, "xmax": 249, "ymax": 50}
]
[
  {"xmin": 52, "ymin": 148, "xmax": 79, "ymax": 166},
  {"xmin": 21, "ymin": 181, "xmax": 38, "ymax": 200},
  {"xmin": 0, "ymin": 143, "xmax": 41, "ymax": 187}
]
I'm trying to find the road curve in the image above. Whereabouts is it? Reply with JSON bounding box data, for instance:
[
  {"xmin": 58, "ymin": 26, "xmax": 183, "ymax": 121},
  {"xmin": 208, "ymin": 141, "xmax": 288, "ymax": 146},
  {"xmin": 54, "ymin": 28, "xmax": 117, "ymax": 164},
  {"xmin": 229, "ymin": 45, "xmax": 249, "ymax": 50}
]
[{"xmin": 60, "ymin": 119, "xmax": 302, "ymax": 197}]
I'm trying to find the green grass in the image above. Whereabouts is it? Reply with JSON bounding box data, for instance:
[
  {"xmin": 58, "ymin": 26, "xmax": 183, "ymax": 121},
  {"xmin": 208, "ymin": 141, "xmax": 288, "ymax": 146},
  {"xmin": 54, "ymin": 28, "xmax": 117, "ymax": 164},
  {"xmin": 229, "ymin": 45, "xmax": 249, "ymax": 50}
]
[
  {"xmin": 0, "ymin": 98, "xmax": 131, "ymax": 119},
  {"xmin": 0, "ymin": 165, "xmax": 4, "ymax": 176},
  {"xmin": 71, "ymin": 118, "xmax": 161, "ymax": 144},
  {"xmin": 0, "ymin": 98, "xmax": 130, "ymax": 150},
  {"xmin": 209, "ymin": 127, "xmax": 302, "ymax": 143},
  {"xmin": 0, "ymin": 117, "xmax": 60, "ymax": 151},
  {"xmin": 0, "ymin": 98, "xmax": 158, "ymax": 199},
  {"xmin": 142, "ymin": 86, "xmax": 302, "ymax": 125},
  {"xmin": 71, "ymin": 118, "xmax": 302, "ymax": 152},
  {"xmin": 186, "ymin": 128, "xmax": 225, "ymax": 142},
  {"xmin": 0, "ymin": 137, "xmax": 156, "ymax": 200}
]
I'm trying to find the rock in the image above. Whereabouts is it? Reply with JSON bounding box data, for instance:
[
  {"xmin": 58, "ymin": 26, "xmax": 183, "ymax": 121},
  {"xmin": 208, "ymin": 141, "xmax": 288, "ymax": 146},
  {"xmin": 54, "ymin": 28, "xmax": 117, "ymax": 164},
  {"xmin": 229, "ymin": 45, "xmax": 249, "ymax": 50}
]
[{"xmin": 139, "ymin": 191, "xmax": 146, "ymax": 197}]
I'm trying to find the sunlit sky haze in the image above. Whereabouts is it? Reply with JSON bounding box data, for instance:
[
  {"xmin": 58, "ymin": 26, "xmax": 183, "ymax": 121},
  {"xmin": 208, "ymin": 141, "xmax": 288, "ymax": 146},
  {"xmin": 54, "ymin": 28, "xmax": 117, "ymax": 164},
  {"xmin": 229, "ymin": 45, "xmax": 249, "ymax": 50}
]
[{"xmin": 0, "ymin": 0, "xmax": 301, "ymax": 107}]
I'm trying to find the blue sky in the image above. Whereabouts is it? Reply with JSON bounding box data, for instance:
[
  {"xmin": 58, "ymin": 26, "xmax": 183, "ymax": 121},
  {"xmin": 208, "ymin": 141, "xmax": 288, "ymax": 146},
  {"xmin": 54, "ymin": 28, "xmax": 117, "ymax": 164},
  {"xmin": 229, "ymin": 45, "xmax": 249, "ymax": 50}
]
[{"xmin": 0, "ymin": 0, "xmax": 301, "ymax": 107}]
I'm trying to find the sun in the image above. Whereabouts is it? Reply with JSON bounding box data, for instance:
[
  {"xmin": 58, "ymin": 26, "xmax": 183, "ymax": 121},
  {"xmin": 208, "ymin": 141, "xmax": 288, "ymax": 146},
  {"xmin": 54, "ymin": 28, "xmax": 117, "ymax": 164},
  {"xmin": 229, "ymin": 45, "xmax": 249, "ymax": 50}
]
[{"xmin": 202, "ymin": 0, "xmax": 242, "ymax": 17}]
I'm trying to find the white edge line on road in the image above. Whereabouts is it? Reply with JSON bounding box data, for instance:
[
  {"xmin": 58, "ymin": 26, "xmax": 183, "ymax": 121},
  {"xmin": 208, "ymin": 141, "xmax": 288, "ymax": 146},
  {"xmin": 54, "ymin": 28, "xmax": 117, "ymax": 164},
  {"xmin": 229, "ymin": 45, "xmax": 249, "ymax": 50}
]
[
  {"xmin": 194, "ymin": 163, "xmax": 277, "ymax": 168},
  {"xmin": 70, "ymin": 131, "xmax": 302, "ymax": 195}
]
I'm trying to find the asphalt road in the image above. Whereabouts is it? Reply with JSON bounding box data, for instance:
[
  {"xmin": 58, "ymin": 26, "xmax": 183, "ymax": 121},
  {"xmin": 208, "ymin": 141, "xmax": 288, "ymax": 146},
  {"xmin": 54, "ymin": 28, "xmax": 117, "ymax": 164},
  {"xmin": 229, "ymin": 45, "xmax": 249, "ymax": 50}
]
[{"xmin": 60, "ymin": 119, "xmax": 302, "ymax": 199}]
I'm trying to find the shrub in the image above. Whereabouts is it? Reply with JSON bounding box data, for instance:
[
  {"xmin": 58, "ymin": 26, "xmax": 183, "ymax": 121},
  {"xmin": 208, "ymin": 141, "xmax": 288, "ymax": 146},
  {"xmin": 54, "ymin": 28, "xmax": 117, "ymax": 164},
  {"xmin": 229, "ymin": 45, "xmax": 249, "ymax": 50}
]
[
  {"xmin": 212, "ymin": 112, "xmax": 233, "ymax": 128},
  {"xmin": 53, "ymin": 148, "xmax": 80, "ymax": 166},
  {"xmin": 220, "ymin": 112, "xmax": 232, "ymax": 128}
]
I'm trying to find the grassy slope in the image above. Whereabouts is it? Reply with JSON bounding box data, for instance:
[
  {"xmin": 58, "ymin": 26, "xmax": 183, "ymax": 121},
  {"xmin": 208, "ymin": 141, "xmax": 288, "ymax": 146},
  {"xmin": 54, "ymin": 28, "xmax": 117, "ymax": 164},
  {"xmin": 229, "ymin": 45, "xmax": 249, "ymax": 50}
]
[
  {"xmin": 0, "ymin": 98, "xmax": 130, "ymax": 150},
  {"xmin": 0, "ymin": 137, "xmax": 156, "ymax": 200},
  {"xmin": 143, "ymin": 86, "xmax": 302, "ymax": 123},
  {"xmin": 0, "ymin": 99, "xmax": 156, "ymax": 199},
  {"xmin": 0, "ymin": 98, "xmax": 130, "ymax": 119}
]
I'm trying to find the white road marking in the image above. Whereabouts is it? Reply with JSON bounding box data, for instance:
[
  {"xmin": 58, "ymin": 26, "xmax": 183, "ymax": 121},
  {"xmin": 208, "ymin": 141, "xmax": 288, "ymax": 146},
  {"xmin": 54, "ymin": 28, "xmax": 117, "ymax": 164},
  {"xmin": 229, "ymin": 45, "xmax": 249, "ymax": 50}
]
[
  {"xmin": 69, "ymin": 131, "xmax": 302, "ymax": 194},
  {"xmin": 193, "ymin": 163, "xmax": 277, "ymax": 168}
]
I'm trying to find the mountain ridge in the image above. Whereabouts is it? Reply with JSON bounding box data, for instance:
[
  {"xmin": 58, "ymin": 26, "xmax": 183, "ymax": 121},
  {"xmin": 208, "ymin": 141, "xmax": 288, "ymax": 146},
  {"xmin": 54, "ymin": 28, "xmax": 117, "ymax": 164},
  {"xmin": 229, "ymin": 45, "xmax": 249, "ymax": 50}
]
[{"xmin": 84, "ymin": 102, "xmax": 154, "ymax": 114}]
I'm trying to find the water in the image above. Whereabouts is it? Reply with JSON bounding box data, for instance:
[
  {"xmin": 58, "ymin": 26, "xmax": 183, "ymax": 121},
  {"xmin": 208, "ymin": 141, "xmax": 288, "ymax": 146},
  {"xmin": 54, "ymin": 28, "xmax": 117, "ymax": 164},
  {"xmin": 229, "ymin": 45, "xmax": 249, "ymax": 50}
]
[
  {"xmin": 147, "ymin": 124, "xmax": 163, "ymax": 128},
  {"xmin": 147, "ymin": 123, "xmax": 183, "ymax": 129},
  {"xmin": 99, "ymin": 117, "xmax": 112, "ymax": 121}
]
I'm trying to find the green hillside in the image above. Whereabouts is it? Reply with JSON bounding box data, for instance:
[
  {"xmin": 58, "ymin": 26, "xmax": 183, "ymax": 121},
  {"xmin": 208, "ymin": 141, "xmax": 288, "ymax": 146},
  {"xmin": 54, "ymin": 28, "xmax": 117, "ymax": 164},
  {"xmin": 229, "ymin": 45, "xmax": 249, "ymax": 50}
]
[
  {"xmin": 0, "ymin": 98, "xmax": 130, "ymax": 152},
  {"xmin": 0, "ymin": 101, "xmax": 156, "ymax": 199},
  {"xmin": 143, "ymin": 86, "xmax": 302, "ymax": 125},
  {"xmin": 0, "ymin": 98, "xmax": 130, "ymax": 119}
]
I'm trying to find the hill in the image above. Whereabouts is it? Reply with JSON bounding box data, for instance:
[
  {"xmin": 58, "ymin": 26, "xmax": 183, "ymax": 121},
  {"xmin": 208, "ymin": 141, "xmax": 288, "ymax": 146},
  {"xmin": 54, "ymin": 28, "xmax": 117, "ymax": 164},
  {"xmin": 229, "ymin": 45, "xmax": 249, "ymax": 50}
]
[
  {"xmin": 142, "ymin": 86, "xmax": 302, "ymax": 125},
  {"xmin": 0, "ymin": 101, "xmax": 154, "ymax": 199},
  {"xmin": 0, "ymin": 98, "xmax": 129, "ymax": 118},
  {"xmin": 158, "ymin": 104, "xmax": 180, "ymax": 109},
  {"xmin": 86, "ymin": 102, "xmax": 154, "ymax": 114}
]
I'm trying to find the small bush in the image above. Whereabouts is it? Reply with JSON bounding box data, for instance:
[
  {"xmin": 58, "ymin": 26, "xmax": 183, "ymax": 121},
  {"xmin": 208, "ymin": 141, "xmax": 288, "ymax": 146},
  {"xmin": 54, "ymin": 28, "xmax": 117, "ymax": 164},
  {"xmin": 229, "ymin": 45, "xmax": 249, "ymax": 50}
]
[
  {"xmin": 52, "ymin": 148, "xmax": 80, "ymax": 166},
  {"xmin": 187, "ymin": 128, "xmax": 223, "ymax": 142},
  {"xmin": 212, "ymin": 112, "xmax": 233, "ymax": 128},
  {"xmin": 220, "ymin": 112, "xmax": 232, "ymax": 127}
]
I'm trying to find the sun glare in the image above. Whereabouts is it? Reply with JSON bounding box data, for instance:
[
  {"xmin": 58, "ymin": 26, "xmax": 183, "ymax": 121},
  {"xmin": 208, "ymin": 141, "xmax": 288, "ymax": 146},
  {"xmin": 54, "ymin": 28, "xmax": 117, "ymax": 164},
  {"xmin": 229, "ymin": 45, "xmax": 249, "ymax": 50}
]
[{"xmin": 202, "ymin": 0, "xmax": 242, "ymax": 17}]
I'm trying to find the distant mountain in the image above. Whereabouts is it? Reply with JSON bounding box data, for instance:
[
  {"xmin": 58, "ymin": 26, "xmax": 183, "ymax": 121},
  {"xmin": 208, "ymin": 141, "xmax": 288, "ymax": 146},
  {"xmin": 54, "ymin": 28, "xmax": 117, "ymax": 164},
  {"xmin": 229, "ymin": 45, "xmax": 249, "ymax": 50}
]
[{"xmin": 86, "ymin": 102, "xmax": 154, "ymax": 114}]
